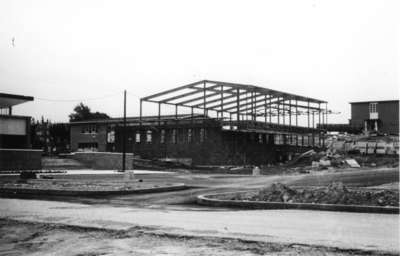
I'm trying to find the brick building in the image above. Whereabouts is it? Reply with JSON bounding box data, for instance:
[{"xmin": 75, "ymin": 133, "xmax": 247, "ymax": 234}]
[
  {"xmin": 70, "ymin": 80, "xmax": 329, "ymax": 165},
  {"xmin": 350, "ymin": 100, "xmax": 399, "ymax": 135},
  {"xmin": 70, "ymin": 115, "xmax": 187, "ymax": 152}
]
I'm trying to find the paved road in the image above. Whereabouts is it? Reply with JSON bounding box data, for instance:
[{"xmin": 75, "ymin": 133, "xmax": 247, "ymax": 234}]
[{"xmin": 0, "ymin": 198, "xmax": 398, "ymax": 253}]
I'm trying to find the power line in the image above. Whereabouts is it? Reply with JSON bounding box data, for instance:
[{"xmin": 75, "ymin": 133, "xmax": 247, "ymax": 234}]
[
  {"xmin": 35, "ymin": 92, "xmax": 123, "ymax": 102},
  {"xmin": 125, "ymin": 91, "xmax": 142, "ymax": 99}
]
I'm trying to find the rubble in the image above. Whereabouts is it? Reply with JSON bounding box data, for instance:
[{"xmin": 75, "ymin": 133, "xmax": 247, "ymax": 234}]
[
  {"xmin": 232, "ymin": 182, "xmax": 399, "ymax": 207},
  {"xmin": 345, "ymin": 159, "xmax": 361, "ymax": 168}
]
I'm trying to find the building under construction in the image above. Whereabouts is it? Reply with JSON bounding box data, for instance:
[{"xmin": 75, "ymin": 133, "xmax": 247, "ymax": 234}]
[{"xmin": 111, "ymin": 80, "xmax": 329, "ymax": 165}]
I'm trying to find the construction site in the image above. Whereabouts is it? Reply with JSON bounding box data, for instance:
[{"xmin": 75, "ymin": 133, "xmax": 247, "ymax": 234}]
[{"xmin": 104, "ymin": 80, "xmax": 328, "ymax": 166}]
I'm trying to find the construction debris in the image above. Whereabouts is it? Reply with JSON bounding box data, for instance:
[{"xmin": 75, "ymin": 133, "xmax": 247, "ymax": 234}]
[
  {"xmin": 345, "ymin": 159, "xmax": 361, "ymax": 168},
  {"xmin": 231, "ymin": 182, "xmax": 399, "ymax": 207}
]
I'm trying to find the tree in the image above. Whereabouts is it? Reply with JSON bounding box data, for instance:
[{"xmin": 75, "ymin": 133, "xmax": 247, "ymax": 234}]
[{"xmin": 69, "ymin": 103, "xmax": 110, "ymax": 122}]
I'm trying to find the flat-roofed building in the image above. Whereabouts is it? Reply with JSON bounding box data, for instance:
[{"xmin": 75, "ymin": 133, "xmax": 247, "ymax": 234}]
[
  {"xmin": 0, "ymin": 92, "xmax": 42, "ymax": 171},
  {"xmin": 350, "ymin": 100, "xmax": 399, "ymax": 135}
]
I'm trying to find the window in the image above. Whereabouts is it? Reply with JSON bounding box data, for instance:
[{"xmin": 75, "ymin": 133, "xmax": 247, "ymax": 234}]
[
  {"xmin": 90, "ymin": 125, "xmax": 97, "ymax": 133},
  {"xmin": 81, "ymin": 125, "xmax": 97, "ymax": 134},
  {"xmin": 0, "ymin": 108, "xmax": 10, "ymax": 115},
  {"xmin": 146, "ymin": 130, "xmax": 152, "ymax": 143},
  {"xmin": 187, "ymin": 129, "xmax": 192, "ymax": 143},
  {"xmin": 290, "ymin": 134, "xmax": 297, "ymax": 146},
  {"xmin": 107, "ymin": 131, "xmax": 115, "ymax": 143},
  {"xmin": 283, "ymin": 135, "xmax": 288, "ymax": 145},
  {"xmin": 135, "ymin": 132, "xmax": 141, "ymax": 143},
  {"xmin": 275, "ymin": 134, "xmax": 283, "ymax": 145},
  {"xmin": 314, "ymin": 136, "xmax": 320, "ymax": 147},
  {"xmin": 199, "ymin": 128, "xmax": 206, "ymax": 143},
  {"xmin": 78, "ymin": 142, "xmax": 98, "ymax": 152},
  {"xmin": 369, "ymin": 103, "xmax": 377, "ymax": 113},
  {"xmin": 172, "ymin": 129, "xmax": 177, "ymax": 144},
  {"xmin": 303, "ymin": 135, "xmax": 309, "ymax": 146},
  {"xmin": 160, "ymin": 129, "xmax": 166, "ymax": 144}
]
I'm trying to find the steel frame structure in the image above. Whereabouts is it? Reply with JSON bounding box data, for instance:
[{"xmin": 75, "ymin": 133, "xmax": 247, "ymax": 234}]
[{"xmin": 140, "ymin": 80, "xmax": 328, "ymax": 129}]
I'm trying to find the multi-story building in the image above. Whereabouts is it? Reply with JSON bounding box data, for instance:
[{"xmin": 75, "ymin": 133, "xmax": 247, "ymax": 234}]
[{"xmin": 350, "ymin": 100, "xmax": 399, "ymax": 135}]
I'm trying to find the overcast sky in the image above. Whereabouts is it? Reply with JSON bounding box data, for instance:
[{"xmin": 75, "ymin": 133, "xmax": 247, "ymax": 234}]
[{"xmin": 0, "ymin": 0, "xmax": 398, "ymax": 124}]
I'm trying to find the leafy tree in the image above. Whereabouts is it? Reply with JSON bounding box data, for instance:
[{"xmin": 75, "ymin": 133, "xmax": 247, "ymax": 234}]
[{"xmin": 69, "ymin": 103, "xmax": 110, "ymax": 122}]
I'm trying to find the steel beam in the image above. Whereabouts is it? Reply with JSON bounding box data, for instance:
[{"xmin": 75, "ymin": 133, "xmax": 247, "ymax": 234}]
[{"xmin": 141, "ymin": 80, "xmax": 205, "ymax": 101}]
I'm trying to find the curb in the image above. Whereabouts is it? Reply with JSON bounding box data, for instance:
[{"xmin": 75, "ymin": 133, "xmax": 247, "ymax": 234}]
[
  {"xmin": 197, "ymin": 192, "xmax": 399, "ymax": 214},
  {"xmin": 0, "ymin": 183, "xmax": 188, "ymax": 197}
]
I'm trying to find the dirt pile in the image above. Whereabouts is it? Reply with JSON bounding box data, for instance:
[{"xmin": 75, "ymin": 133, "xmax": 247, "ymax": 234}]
[{"xmin": 249, "ymin": 182, "xmax": 398, "ymax": 207}]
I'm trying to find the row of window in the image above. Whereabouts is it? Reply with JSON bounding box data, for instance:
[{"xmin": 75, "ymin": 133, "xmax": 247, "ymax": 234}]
[
  {"xmin": 248, "ymin": 133, "xmax": 322, "ymax": 147},
  {"xmin": 0, "ymin": 108, "xmax": 11, "ymax": 115},
  {"xmin": 77, "ymin": 142, "xmax": 98, "ymax": 151},
  {"xmin": 134, "ymin": 128, "xmax": 206, "ymax": 144},
  {"xmin": 81, "ymin": 125, "xmax": 98, "ymax": 134},
  {"xmin": 131, "ymin": 129, "xmax": 322, "ymax": 147},
  {"xmin": 274, "ymin": 134, "xmax": 323, "ymax": 147}
]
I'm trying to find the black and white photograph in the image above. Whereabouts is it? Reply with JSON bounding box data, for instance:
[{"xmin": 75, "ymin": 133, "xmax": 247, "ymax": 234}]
[{"xmin": 0, "ymin": 0, "xmax": 399, "ymax": 255}]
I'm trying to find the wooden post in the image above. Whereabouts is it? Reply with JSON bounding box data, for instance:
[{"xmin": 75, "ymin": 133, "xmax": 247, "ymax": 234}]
[
  {"xmin": 236, "ymin": 88, "xmax": 240, "ymax": 122},
  {"xmin": 307, "ymin": 100, "xmax": 310, "ymax": 129},
  {"xmin": 122, "ymin": 90, "xmax": 127, "ymax": 172},
  {"xmin": 220, "ymin": 85, "xmax": 224, "ymax": 121},
  {"xmin": 295, "ymin": 100, "xmax": 298, "ymax": 127},
  {"xmin": 203, "ymin": 81, "xmax": 206, "ymax": 122},
  {"xmin": 158, "ymin": 102, "xmax": 161, "ymax": 126},
  {"xmin": 289, "ymin": 99, "xmax": 292, "ymax": 128},
  {"xmin": 139, "ymin": 99, "xmax": 142, "ymax": 125},
  {"xmin": 282, "ymin": 99, "xmax": 285, "ymax": 125}
]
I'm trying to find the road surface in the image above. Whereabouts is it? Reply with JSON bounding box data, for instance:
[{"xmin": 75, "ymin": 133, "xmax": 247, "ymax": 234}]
[{"xmin": 0, "ymin": 198, "xmax": 398, "ymax": 253}]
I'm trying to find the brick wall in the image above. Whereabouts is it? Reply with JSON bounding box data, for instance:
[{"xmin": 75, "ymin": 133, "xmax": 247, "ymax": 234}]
[
  {"xmin": 70, "ymin": 124, "xmax": 108, "ymax": 152},
  {"xmin": 69, "ymin": 152, "xmax": 133, "ymax": 170},
  {"xmin": 114, "ymin": 124, "xmax": 307, "ymax": 165},
  {"xmin": 351, "ymin": 101, "xmax": 399, "ymax": 135},
  {"xmin": 0, "ymin": 149, "xmax": 42, "ymax": 171}
]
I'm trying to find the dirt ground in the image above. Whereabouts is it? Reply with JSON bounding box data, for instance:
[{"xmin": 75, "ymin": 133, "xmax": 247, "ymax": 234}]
[
  {"xmin": 0, "ymin": 167, "xmax": 398, "ymax": 255},
  {"xmin": 0, "ymin": 219, "xmax": 394, "ymax": 256}
]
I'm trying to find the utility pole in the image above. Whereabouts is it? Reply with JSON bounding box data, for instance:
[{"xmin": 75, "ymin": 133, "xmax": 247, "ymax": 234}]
[{"xmin": 122, "ymin": 90, "xmax": 127, "ymax": 172}]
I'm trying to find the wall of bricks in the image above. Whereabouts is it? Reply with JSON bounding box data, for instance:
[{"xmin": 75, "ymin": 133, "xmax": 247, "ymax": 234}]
[
  {"xmin": 70, "ymin": 151, "xmax": 133, "ymax": 170},
  {"xmin": 70, "ymin": 124, "xmax": 108, "ymax": 152},
  {"xmin": 351, "ymin": 101, "xmax": 399, "ymax": 135},
  {"xmin": 0, "ymin": 149, "xmax": 42, "ymax": 171},
  {"xmin": 114, "ymin": 124, "xmax": 310, "ymax": 165}
]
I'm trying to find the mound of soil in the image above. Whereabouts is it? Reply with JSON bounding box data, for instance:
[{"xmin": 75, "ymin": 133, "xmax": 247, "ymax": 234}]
[
  {"xmin": 0, "ymin": 180, "xmax": 170, "ymax": 192},
  {"xmin": 234, "ymin": 182, "xmax": 399, "ymax": 207}
]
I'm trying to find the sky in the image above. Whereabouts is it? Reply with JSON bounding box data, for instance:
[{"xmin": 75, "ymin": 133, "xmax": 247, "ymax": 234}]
[{"xmin": 0, "ymin": 0, "xmax": 398, "ymax": 124}]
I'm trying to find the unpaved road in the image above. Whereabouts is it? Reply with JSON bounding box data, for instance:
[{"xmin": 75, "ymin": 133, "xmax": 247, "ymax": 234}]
[
  {"xmin": 0, "ymin": 168, "xmax": 398, "ymax": 255},
  {"xmin": 1, "ymin": 219, "xmax": 387, "ymax": 256},
  {"xmin": 0, "ymin": 198, "xmax": 398, "ymax": 254}
]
